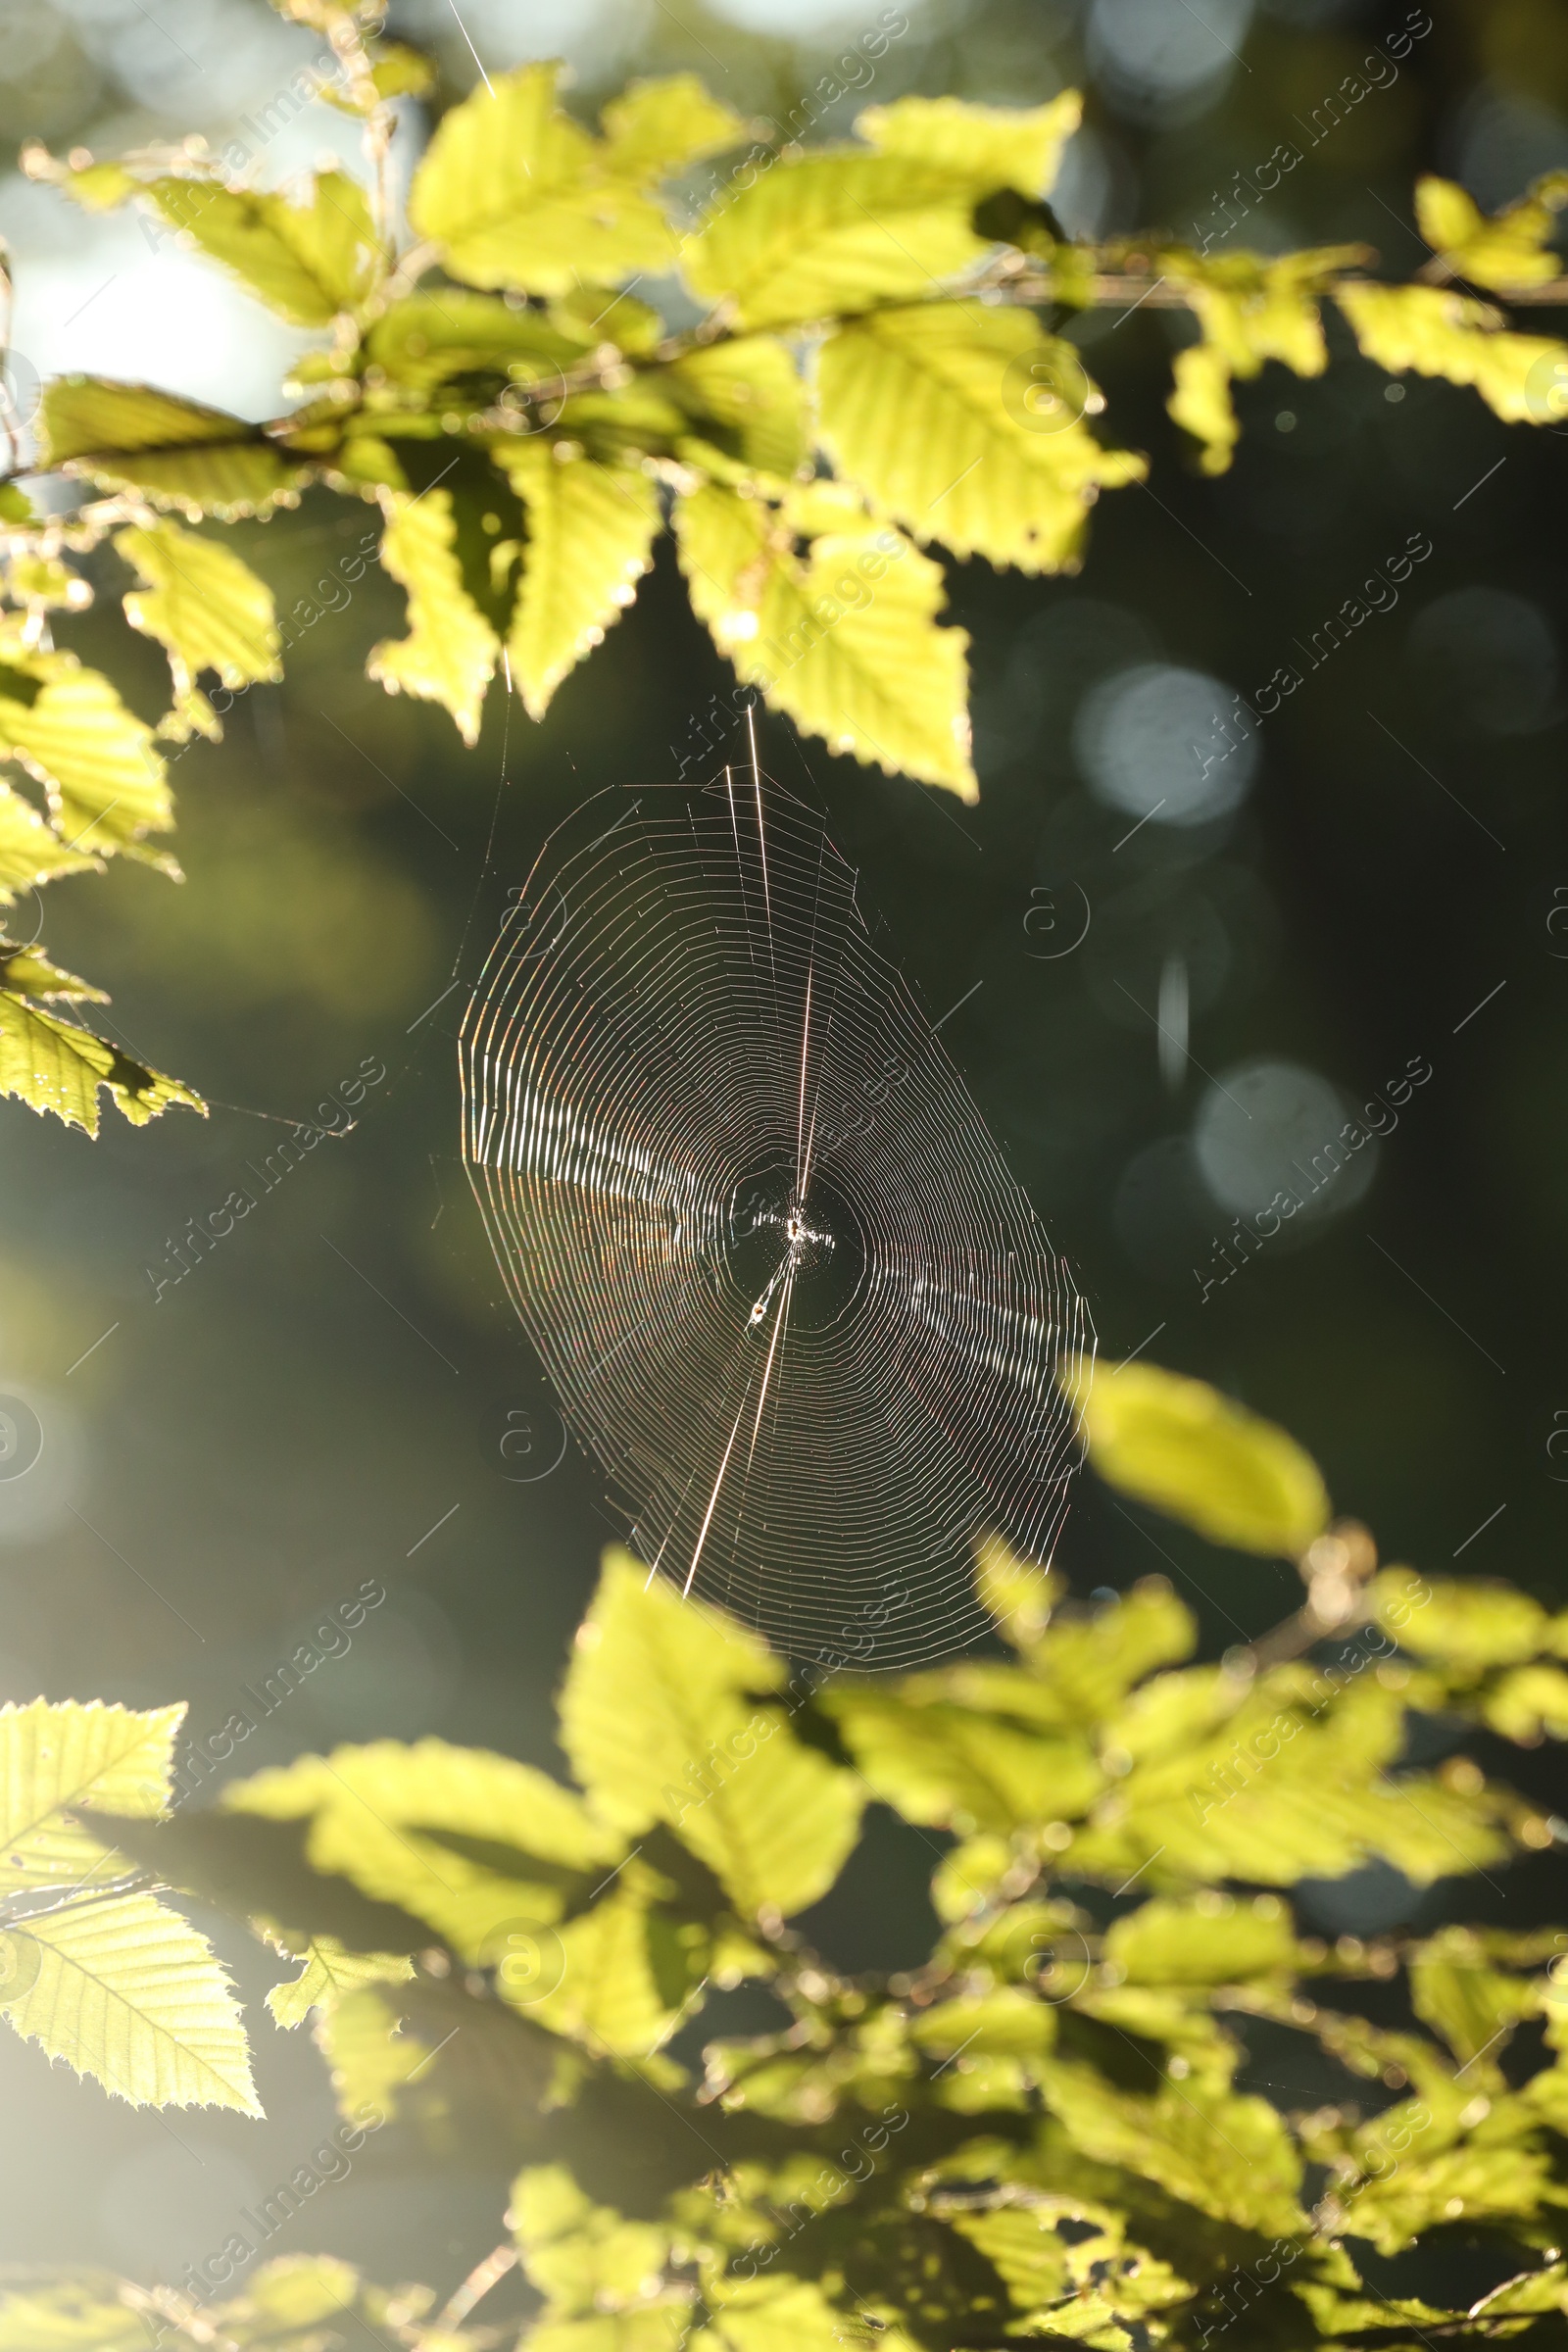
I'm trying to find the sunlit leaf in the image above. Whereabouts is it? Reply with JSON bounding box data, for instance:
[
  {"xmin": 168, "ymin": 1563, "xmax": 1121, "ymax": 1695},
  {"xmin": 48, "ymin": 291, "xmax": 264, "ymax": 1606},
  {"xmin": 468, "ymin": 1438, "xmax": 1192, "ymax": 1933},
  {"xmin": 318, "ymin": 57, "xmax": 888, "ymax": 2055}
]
[
  {"xmin": 367, "ymin": 489, "xmax": 498, "ymax": 746},
  {"xmin": 116, "ymin": 520, "xmax": 280, "ymax": 738},
  {"xmin": 144, "ymin": 172, "xmax": 379, "ymax": 324},
  {"xmin": 492, "ymin": 441, "xmax": 660, "ymax": 718},
  {"xmin": 0, "ymin": 789, "xmax": 101, "ymax": 903},
  {"xmin": 0, "ymin": 994, "xmax": 205, "ymax": 1135},
  {"xmin": 39, "ymin": 378, "xmax": 306, "ymax": 516},
  {"xmin": 856, "ymin": 90, "xmax": 1083, "ymax": 198},
  {"xmin": 673, "ymin": 481, "xmax": 975, "ymax": 797},
  {"xmin": 1335, "ymin": 281, "xmax": 1568, "ymax": 425},
  {"xmin": 600, "ymin": 74, "xmax": 748, "ymax": 179},
  {"xmin": 0, "ymin": 646, "xmax": 172, "ymax": 858},
  {"xmin": 0, "ymin": 1698, "xmax": 182, "ymax": 1894},
  {"xmin": 662, "ymin": 337, "xmax": 808, "ymax": 478},
  {"xmin": 1415, "ymin": 171, "xmax": 1568, "ymax": 294},
  {"xmin": 1102, "ymin": 1892, "xmax": 1297, "ymax": 1984},
  {"xmin": 267, "ymin": 1935, "xmax": 414, "ymax": 2029},
  {"xmin": 1069, "ymin": 1359, "xmax": 1331, "ymax": 1556},
  {"xmin": 817, "ymin": 303, "xmax": 1143, "ymax": 572},
  {"xmin": 4, "ymin": 1888, "xmax": 259, "ymax": 2113},
  {"xmin": 1042, "ymin": 2057, "xmax": 1307, "ymax": 2235}
]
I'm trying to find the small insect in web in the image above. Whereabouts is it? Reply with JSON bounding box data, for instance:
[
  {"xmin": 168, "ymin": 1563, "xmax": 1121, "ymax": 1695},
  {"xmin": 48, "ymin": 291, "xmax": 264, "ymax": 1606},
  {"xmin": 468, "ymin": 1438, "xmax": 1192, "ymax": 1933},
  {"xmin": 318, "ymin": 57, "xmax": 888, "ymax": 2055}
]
[{"xmin": 461, "ymin": 728, "xmax": 1095, "ymax": 1669}]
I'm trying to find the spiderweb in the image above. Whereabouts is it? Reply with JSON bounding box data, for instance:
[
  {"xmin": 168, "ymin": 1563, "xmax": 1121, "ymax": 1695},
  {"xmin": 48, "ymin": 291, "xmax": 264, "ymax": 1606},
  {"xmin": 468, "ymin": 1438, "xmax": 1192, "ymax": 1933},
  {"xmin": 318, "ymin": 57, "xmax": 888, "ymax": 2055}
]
[{"xmin": 461, "ymin": 759, "xmax": 1094, "ymax": 1669}]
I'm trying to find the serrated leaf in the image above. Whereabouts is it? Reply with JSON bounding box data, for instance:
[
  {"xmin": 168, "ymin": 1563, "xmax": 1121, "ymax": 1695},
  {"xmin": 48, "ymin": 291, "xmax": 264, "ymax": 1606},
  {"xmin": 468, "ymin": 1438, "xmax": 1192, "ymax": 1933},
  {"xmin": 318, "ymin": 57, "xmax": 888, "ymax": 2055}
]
[
  {"xmin": 559, "ymin": 1551, "xmax": 863, "ymax": 1920},
  {"xmin": 673, "ymin": 482, "xmax": 975, "ymax": 797},
  {"xmin": 662, "ymin": 338, "xmax": 808, "ymax": 478},
  {"xmin": 314, "ymin": 1980, "xmax": 429, "ymax": 2123},
  {"xmin": 820, "ymin": 1685, "xmax": 1102, "ymax": 1833},
  {"xmin": 0, "ymin": 994, "xmax": 205, "ymax": 1135},
  {"xmin": 409, "ymin": 62, "xmax": 674, "ymax": 294},
  {"xmin": 0, "ymin": 943, "xmax": 107, "ymax": 1001},
  {"xmin": 1041, "ymin": 2058, "xmax": 1306, "ymax": 2235},
  {"xmin": 0, "ymin": 1698, "xmax": 182, "ymax": 1894},
  {"xmin": 600, "ymin": 74, "xmax": 748, "ymax": 179},
  {"xmin": 267, "ymin": 1935, "xmax": 413, "ymax": 2029},
  {"xmin": 513, "ymin": 2163, "xmax": 671, "ymax": 2315},
  {"xmin": 1332, "ymin": 2139, "xmax": 1551, "ymax": 2255},
  {"xmin": 0, "ymin": 648, "xmax": 171, "ymax": 857},
  {"xmin": 1160, "ymin": 246, "xmax": 1362, "ymax": 476},
  {"xmin": 145, "ymin": 172, "xmax": 379, "ymax": 324},
  {"xmin": 1416, "ymin": 172, "xmax": 1568, "ymax": 294},
  {"xmin": 367, "ymin": 489, "xmax": 498, "ymax": 745},
  {"xmin": 1102, "ymin": 1893, "xmax": 1297, "ymax": 1985},
  {"xmin": 492, "ymin": 441, "xmax": 660, "ymax": 717},
  {"xmin": 116, "ymin": 521, "xmax": 281, "ymax": 729},
  {"xmin": 856, "ymin": 90, "xmax": 1083, "ymax": 200},
  {"xmin": 1408, "ymin": 1926, "xmax": 1540, "ymax": 2069},
  {"xmin": 3, "ymin": 1887, "xmax": 259, "ymax": 2113},
  {"xmin": 816, "ymin": 304, "xmax": 1143, "ymax": 572},
  {"xmin": 367, "ymin": 290, "xmax": 584, "ymax": 396},
  {"xmin": 1335, "ymin": 282, "xmax": 1568, "ymax": 424},
  {"xmin": 39, "ymin": 378, "xmax": 306, "ymax": 516},
  {"xmin": 228, "ymin": 1737, "xmax": 615, "ymax": 1959},
  {"xmin": 683, "ymin": 153, "xmax": 992, "ymax": 330},
  {"xmin": 0, "ymin": 788, "xmax": 100, "ymax": 903},
  {"xmin": 529, "ymin": 1874, "xmax": 705, "ymax": 2057},
  {"xmin": 1369, "ymin": 1572, "xmax": 1544, "ymax": 1666},
  {"xmin": 1070, "ymin": 1359, "xmax": 1330, "ymax": 1557}
]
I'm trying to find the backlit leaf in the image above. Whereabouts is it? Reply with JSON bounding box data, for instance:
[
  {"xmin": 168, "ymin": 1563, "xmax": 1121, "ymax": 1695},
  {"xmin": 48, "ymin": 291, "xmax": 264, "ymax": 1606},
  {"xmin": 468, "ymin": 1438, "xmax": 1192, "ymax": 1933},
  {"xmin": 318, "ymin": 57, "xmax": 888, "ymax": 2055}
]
[
  {"xmin": 600, "ymin": 74, "xmax": 748, "ymax": 179},
  {"xmin": 559, "ymin": 1550, "xmax": 863, "ymax": 1919},
  {"xmin": 39, "ymin": 378, "xmax": 305, "ymax": 516},
  {"xmin": 0, "ymin": 995, "xmax": 205, "ymax": 1135},
  {"xmin": 0, "ymin": 646, "xmax": 172, "ymax": 858},
  {"xmin": 267, "ymin": 1935, "xmax": 414, "ymax": 2029},
  {"xmin": 492, "ymin": 441, "xmax": 660, "ymax": 718},
  {"xmin": 1041, "ymin": 2058, "xmax": 1307, "ymax": 2235},
  {"xmin": 409, "ymin": 62, "xmax": 673, "ymax": 294},
  {"xmin": 816, "ymin": 303, "xmax": 1143, "ymax": 572},
  {"xmin": 1415, "ymin": 171, "xmax": 1568, "ymax": 294},
  {"xmin": 1070, "ymin": 1359, "xmax": 1330, "ymax": 1556},
  {"xmin": 673, "ymin": 482, "xmax": 975, "ymax": 797},
  {"xmin": 4, "ymin": 1888, "xmax": 259, "ymax": 2113},
  {"xmin": 1335, "ymin": 282, "xmax": 1568, "ymax": 425},
  {"xmin": 856, "ymin": 90, "xmax": 1083, "ymax": 199},
  {"xmin": 0, "ymin": 1698, "xmax": 182, "ymax": 1894},
  {"xmin": 145, "ymin": 172, "xmax": 379, "ymax": 325},
  {"xmin": 1102, "ymin": 1892, "xmax": 1297, "ymax": 1985},
  {"xmin": 116, "ymin": 521, "xmax": 281, "ymax": 734},
  {"xmin": 662, "ymin": 337, "xmax": 808, "ymax": 478},
  {"xmin": 367, "ymin": 489, "xmax": 498, "ymax": 746}
]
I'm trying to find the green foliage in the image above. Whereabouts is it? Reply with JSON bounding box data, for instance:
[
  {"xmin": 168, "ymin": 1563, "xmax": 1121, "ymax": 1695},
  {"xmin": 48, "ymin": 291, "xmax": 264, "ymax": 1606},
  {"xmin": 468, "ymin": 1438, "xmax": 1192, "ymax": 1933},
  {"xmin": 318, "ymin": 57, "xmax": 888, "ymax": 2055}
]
[
  {"xmin": 11, "ymin": 1355, "xmax": 1568, "ymax": 2348},
  {"xmin": 7, "ymin": 55, "xmax": 1568, "ymax": 1121}
]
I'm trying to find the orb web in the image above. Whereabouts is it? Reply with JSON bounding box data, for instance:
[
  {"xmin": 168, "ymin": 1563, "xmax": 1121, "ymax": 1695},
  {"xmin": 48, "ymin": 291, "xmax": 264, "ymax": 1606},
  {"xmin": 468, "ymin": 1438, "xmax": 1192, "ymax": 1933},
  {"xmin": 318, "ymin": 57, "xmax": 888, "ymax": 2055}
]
[{"xmin": 461, "ymin": 768, "xmax": 1094, "ymax": 1668}]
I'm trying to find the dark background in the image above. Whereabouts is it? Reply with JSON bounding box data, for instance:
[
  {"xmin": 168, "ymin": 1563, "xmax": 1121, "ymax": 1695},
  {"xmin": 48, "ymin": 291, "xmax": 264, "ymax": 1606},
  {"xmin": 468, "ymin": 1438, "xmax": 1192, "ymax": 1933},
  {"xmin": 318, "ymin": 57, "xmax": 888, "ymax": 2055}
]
[{"xmin": 0, "ymin": 0, "xmax": 1565, "ymax": 2302}]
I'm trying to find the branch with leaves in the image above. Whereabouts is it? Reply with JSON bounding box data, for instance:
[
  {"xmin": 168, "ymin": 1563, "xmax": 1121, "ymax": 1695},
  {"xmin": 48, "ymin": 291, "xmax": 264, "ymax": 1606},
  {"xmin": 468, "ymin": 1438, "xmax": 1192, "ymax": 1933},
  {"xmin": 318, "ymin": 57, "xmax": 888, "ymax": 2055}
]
[
  {"xmin": 6, "ymin": 1359, "xmax": 1568, "ymax": 2350},
  {"xmin": 1, "ymin": 0, "xmax": 1566, "ymax": 1129}
]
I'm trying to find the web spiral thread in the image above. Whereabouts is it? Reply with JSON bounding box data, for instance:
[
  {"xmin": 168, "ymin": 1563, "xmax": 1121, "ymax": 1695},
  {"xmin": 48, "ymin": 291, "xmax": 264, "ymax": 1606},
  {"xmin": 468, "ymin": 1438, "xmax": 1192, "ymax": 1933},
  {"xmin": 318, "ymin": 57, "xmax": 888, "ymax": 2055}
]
[{"xmin": 462, "ymin": 775, "xmax": 1094, "ymax": 1668}]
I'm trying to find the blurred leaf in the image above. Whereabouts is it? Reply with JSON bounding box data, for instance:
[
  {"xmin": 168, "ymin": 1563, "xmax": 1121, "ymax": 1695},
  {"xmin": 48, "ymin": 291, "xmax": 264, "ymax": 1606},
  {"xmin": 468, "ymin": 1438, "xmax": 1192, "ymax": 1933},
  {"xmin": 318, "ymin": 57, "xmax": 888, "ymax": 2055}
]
[
  {"xmin": 1168, "ymin": 342, "xmax": 1239, "ymax": 476},
  {"xmin": 973, "ymin": 1535, "xmax": 1063, "ymax": 1651},
  {"xmin": 600, "ymin": 74, "xmax": 749, "ymax": 179},
  {"xmin": 1408, "ymin": 1926, "xmax": 1541, "ymax": 2070},
  {"xmin": 816, "ymin": 304, "xmax": 1143, "ymax": 572},
  {"xmin": 39, "ymin": 378, "xmax": 306, "ymax": 516},
  {"xmin": 0, "ymin": 944, "xmax": 107, "ymax": 1001},
  {"xmin": 682, "ymin": 154, "xmax": 993, "ymax": 330},
  {"xmin": 1335, "ymin": 283, "xmax": 1568, "ymax": 425},
  {"xmin": 94, "ymin": 1807, "xmax": 437, "ymax": 1953},
  {"xmin": 820, "ymin": 1684, "xmax": 1102, "ymax": 1832},
  {"xmin": 1369, "ymin": 1571, "xmax": 1544, "ymax": 1666},
  {"xmin": 492, "ymin": 440, "xmax": 660, "ymax": 717},
  {"xmin": 4, "ymin": 1888, "xmax": 259, "ymax": 2114},
  {"xmin": 0, "ymin": 647, "xmax": 171, "ymax": 859},
  {"xmin": 116, "ymin": 520, "xmax": 281, "ymax": 736},
  {"xmin": 267, "ymin": 1935, "xmax": 414, "ymax": 2029},
  {"xmin": 145, "ymin": 172, "xmax": 380, "ymax": 325},
  {"xmin": 1483, "ymin": 1662, "xmax": 1568, "ymax": 1741},
  {"xmin": 559, "ymin": 1550, "xmax": 863, "ymax": 1919},
  {"xmin": 365, "ymin": 290, "xmax": 583, "ymax": 396},
  {"xmin": 1041, "ymin": 2057, "xmax": 1307, "ymax": 2235},
  {"xmin": 662, "ymin": 338, "xmax": 808, "ymax": 478},
  {"xmin": 367, "ymin": 489, "xmax": 498, "ymax": 745},
  {"xmin": 409, "ymin": 63, "xmax": 674, "ymax": 294},
  {"xmin": 856, "ymin": 90, "xmax": 1083, "ymax": 198},
  {"xmin": 1070, "ymin": 1360, "xmax": 1330, "ymax": 1556},
  {"xmin": 673, "ymin": 482, "xmax": 975, "ymax": 796},
  {"xmin": 1415, "ymin": 171, "xmax": 1568, "ymax": 293},
  {"xmin": 1102, "ymin": 1893, "xmax": 1297, "ymax": 1986},
  {"xmin": 513, "ymin": 2163, "xmax": 672, "ymax": 2316},
  {"xmin": 0, "ymin": 997, "xmax": 203, "ymax": 1134},
  {"xmin": 1331, "ymin": 2139, "xmax": 1552, "ymax": 2256}
]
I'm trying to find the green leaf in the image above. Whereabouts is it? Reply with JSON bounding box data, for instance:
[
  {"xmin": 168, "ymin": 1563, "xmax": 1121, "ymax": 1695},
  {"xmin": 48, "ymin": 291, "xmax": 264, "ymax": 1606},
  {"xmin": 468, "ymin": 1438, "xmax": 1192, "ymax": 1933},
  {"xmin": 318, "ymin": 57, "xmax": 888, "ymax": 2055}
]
[
  {"xmin": 116, "ymin": 520, "xmax": 281, "ymax": 734},
  {"xmin": 513, "ymin": 2163, "xmax": 672, "ymax": 2316},
  {"xmin": 1369, "ymin": 1572, "xmax": 1544, "ymax": 1666},
  {"xmin": 1482, "ymin": 1661, "xmax": 1568, "ymax": 1741},
  {"xmin": 3, "ymin": 1887, "xmax": 260, "ymax": 2113},
  {"xmin": 0, "ymin": 993, "xmax": 206, "ymax": 1135},
  {"xmin": 856, "ymin": 89, "xmax": 1083, "ymax": 200},
  {"xmin": 820, "ymin": 1685, "xmax": 1102, "ymax": 1833},
  {"xmin": 0, "ymin": 789, "xmax": 101, "ymax": 903},
  {"xmin": 816, "ymin": 304, "xmax": 1144, "ymax": 572},
  {"xmin": 266, "ymin": 1935, "xmax": 414, "ymax": 2029},
  {"xmin": 1071, "ymin": 1359, "xmax": 1331, "ymax": 1557},
  {"xmin": 1102, "ymin": 1892, "xmax": 1297, "ymax": 1985},
  {"xmin": 600, "ymin": 74, "xmax": 749, "ymax": 179},
  {"xmin": 1415, "ymin": 171, "xmax": 1568, "ymax": 293},
  {"xmin": 1160, "ymin": 246, "xmax": 1365, "ymax": 475},
  {"xmin": 1335, "ymin": 282, "xmax": 1568, "ymax": 425},
  {"xmin": 662, "ymin": 337, "xmax": 808, "ymax": 478},
  {"xmin": 145, "ymin": 172, "xmax": 379, "ymax": 324},
  {"xmin": 682, "ymin": 153, "xmax": 993, "ymax": 330},
  {"xmin": 1041, "ymin": 2057, "xmax": 1307, "ymax": 2235},
  {"xmin": 367, "ymin": 489, "xmax": 498, "ymax": 745},
  {"xmin": 673, "ymin": 481, "xmax": 975, "ymax": 797},
  {"xmin": 0, "ymin": 646, "xmax": 172, "ymax": 858},
  {"xmin": 0, "ymin": 941, "xmax": 107, "ymax": 1003},
  {"xmin": 1327, "ymin": 2138, "xmax": 1551, "ymax": 2256},
  {"xmin": 228, "ymin": 1736, "xmax": 616, "ymax": 1959},
  {"xmin": 408, "ymin": 62, "xmax": 674, "ymax": 294},
  {"xmin": 1167, "ymin": 342, "xmax": 1239, "ymax": 476},
  {"xmin": 38, "ymin": 378, "xmax": 306, "ymax": 516},
  {"xmin": 366, "ymin": 290, "xmax": 585, "ymax": 396},
  {"xmin": 0, "ymin": 1698, "xmax": 182, "ymax": 1895},
  {"xmin": 491, "ymin": 440, "xmax": 660, "ymax": 717},
  {"xmin": 559, "ymin": 1550, "xmax": 864, "ymax": 1920},
  {"xmin": 1408, "ymin": 1926, "xmax": 1541, "ymax": 2070}
]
